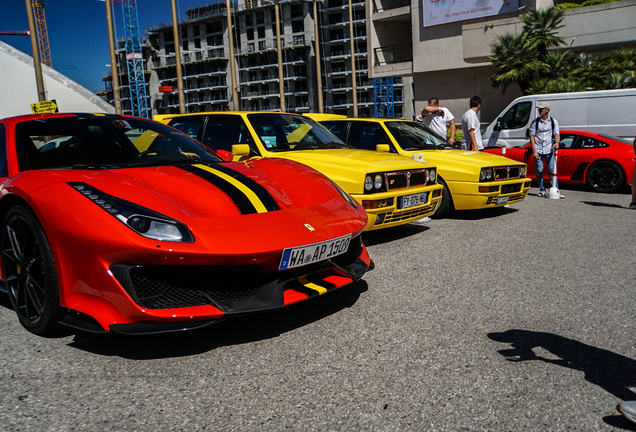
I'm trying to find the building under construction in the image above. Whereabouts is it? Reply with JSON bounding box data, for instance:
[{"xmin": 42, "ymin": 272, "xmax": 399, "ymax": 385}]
[{"xmin": 111, "ymin": 0, "xmax": 414, "ymax": 118}]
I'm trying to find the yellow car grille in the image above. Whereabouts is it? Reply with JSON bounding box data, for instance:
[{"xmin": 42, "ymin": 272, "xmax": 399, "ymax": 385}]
[
  {"xmin": 486, "ymin": 192, "xmax": 527, "ymax": 206},
  {"xmin": 378, "ymin": 202, "xmax": 437, "ymax": 224}
]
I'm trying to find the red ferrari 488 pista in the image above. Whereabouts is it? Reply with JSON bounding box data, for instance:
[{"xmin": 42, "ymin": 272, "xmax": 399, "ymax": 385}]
[{"xmin": 0, "ymin": 113, "xmax": 371, "ymax": 335}]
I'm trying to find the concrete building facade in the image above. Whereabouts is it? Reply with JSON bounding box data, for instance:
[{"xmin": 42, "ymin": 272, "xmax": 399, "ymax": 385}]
[{"xmin": 367, "ymin": 0, "xmax": 636, "ymax": 124}]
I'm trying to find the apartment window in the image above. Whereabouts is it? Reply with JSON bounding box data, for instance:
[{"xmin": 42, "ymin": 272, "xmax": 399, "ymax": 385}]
[
  {"xmin": 182, "ymin": 41, "xmax": 188, "ymax": 51},
  {"xmin": 292, "ymin": 21, "xmax": 304, "ymax": 34},
  {"xmin": 245, "ymin": 14, "xmax": 253, "ymax": 27},
  {"xmin": 257, "ymin": 27, "xmax": 265, "ymax": 39},
  {"xmin": 258, "ymin": 40, "xmax": 266, "ymax": 51},
  {"xmin": 181, "ymin": 28, "xmax": 188, "ymax": 40},
  {"xmin": 163, "ymin": 31, "xmax": 174, "ymax": 43},
  {"xmin": 256, "ymin": 11, "xmax": 265, "ymax": 25},
  {"xmin": 194, "ymin": 25, "xmax": 200, "ymax": 37},
  {"xmin": 194, "ymin": 38, "xmax": 201, "ymax": 49},
  {"xmin": 247, "ymin": 28, "xmax": 254, "ymax": 41},
  {"xmin": 291, "ymin": 4, "xmax": 303, "ymax": 19}
]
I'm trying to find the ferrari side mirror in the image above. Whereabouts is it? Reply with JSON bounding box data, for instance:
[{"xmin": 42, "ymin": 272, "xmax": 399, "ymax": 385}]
[{"xmin": 232, "ymin": 144, "xmax": 251, "ymax": 157}]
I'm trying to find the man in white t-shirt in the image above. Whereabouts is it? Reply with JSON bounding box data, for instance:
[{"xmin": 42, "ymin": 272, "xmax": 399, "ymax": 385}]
[
  {"xmin": 420, "ymin": 98, "xmax": 456, "ymax": 145},
  {"xmin": 461, "ymin": 96, "xmax": 483, "ymax": 151}
]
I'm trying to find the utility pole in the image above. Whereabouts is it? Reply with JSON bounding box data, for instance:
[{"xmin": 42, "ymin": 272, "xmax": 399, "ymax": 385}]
[
  {"xmin": 275, "ymin": 0, "xmax": 285, "ymax": 112},
  {"xmin": 226, "ymin": 0, "xmax": 239, "ymax": 110},
  {"xmin": 313, "ymin": 0, "xmax": 323, "ymax": 113},
  {"xmin": 348, "ymin": 0, "xmax": 357, "ymax": 117},
  {"xmin": 171, "ymin": 0, "xmax": 186, "ymax": 113},
  {"xmin": 105, "ymin": 0, "xmax": 122, "ymax": 114},
  {"xmin": 24, "ymin": 0, "xmax": 46, "ymax": 102}
]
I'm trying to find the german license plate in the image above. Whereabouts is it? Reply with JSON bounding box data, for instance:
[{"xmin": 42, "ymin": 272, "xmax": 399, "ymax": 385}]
[
  {"xmin": 496, "ymin": 196, "xmax": 509, "ymax": 205},
  {"xmin": 279, "ymin": 235, "xmax": 352, "ymax": 270},
  {"xmin": 398, "ymin": 192, "xmax": 428, "ymax": 209}
]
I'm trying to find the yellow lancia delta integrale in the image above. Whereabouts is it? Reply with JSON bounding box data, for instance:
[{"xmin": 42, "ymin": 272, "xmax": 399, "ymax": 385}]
[
  {"xmin": 155, "ymin": 112, "xmax": 443, "ymax": 231},
  {"xmin": 316, "ymin": 117, "xmax": 531, "ymax": 217}
]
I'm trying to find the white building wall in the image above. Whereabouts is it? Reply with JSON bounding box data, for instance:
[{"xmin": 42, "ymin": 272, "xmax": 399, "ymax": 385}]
[{"xmin": 0, "ymin": 41, "xmax": 115, "ymax": 119}]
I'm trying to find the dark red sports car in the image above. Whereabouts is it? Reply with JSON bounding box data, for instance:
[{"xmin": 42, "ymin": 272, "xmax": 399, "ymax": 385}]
[
  {"xmin": 484, "ymin": 130, "xmax": 635, "ymax": 193},
  {"xmin": 0, "ymin": 113, "xmax": 371, "ymax": 335}
]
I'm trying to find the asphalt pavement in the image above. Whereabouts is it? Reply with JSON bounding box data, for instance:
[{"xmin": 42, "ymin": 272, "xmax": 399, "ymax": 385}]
[{"xmin": 1, "ymin": 185, "xmax": 635, "ymax": 431}]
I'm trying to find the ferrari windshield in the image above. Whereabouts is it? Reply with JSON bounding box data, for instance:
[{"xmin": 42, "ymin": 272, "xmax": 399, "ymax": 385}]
[
  {"xmin": 247, "ymin": 113, "xmax": 350, "ymax": 151},
  {"xmin": 16, "ymin": 115, "xmax": 221, "ymax": 171},
  {"xmin": 385, "ymin": 121, "xmax": 455, "ymax": 151}
]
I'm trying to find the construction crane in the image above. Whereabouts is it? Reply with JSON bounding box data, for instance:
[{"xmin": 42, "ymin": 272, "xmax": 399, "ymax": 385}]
[
  {"xmin": 110, "ymin": 0, "xmax": 150, "ymax": 118},
  {"xmin": 32, "ymin": 0, "xmax": 52, "ymax": 67}
]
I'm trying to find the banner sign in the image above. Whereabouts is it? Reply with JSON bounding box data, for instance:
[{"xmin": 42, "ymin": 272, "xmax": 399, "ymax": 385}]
[{"xmin": 423, "ymin": 0, "xmax": 518, "ymax": 27}]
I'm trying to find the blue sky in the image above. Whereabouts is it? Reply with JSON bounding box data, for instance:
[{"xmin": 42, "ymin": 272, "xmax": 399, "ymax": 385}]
[{"xmin": 1, "ymin": 0, "xmax": 205, "ymax": 93}]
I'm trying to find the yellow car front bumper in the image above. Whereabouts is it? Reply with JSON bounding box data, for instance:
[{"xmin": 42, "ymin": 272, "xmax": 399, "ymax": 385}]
[
  {"xmin": 447, "ymin": 178, "xmax": 531, "ymax": 211},
  {"xmin": 352, "ymin": 183, "xmax": 443, "ymax": 231}
]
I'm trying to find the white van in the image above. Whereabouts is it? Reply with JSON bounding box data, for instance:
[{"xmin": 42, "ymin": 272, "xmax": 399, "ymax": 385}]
[{"xmin": 483, "ymin": 88, "xmax": 636, "ymax": 148}]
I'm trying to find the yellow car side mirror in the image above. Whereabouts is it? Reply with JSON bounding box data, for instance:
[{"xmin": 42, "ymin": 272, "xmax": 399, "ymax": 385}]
[
  {"xmin": 232, "ymin": 144, "xmax": 251, "ymax": 157},
  {"xmin": 376, "ymin": 144, "xmax": 390, "ymax": 153}
]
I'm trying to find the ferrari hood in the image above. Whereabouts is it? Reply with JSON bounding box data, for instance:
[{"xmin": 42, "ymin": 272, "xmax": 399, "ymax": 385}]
[{"xmin": 24, "ymin": 161, "xmax": 347, "ymax": 223}]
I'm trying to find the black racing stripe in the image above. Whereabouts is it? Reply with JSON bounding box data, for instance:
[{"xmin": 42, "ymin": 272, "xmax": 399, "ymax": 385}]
[
  {"xmin": 178, "ymin": 165, "xmax": 257, "ymax": 215},
  {"xmin": 212, "ymin": 163, "xmax": 280, "ymax": 211}
]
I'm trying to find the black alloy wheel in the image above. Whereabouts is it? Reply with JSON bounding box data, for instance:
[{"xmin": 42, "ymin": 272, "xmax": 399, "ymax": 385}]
[
  {"xmin": 1, "ymin": 205, "xmax": 63, "ymax": 335},
  {"xmin": 586, "ymin": 161, "xmax": 624, "ymax": 193}
]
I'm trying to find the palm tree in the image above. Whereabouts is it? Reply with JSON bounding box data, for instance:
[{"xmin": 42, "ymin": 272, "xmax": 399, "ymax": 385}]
[
  {"xmin": 521, "ymin": 7, "xmax": 566, "ymax": 59},
  {"xmin": 489, "ymin": 32, "xmax": 542, "ymax": 93},
  {"xmin": 541, "ymin": 50, "xmax": 572, "ymax": 79}
]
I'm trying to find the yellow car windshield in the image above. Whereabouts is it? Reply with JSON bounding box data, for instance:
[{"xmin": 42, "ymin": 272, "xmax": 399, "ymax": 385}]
[{"xmin": 247, "ymin": 113, "xmax": 350, "ymax": 152}]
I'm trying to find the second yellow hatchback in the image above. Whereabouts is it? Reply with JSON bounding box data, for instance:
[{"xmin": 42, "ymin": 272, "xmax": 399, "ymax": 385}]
[{"xmin": 317, "ymin": 117, "xmax": 531, "ymax": 217}]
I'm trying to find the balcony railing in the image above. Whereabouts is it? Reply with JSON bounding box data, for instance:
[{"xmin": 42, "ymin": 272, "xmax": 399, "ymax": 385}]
[
  {"xmin": 374, "ymin": 45, "xmax": 412, "ymax": 66},
  {"xmin": 372, "ymin": 0, "xmax": 411, "ymax": 13}
]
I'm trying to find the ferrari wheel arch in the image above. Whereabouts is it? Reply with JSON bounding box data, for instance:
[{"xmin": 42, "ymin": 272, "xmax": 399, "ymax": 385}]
[
  {"xmin": 585, "ymin": 159, "xmax": 625, "ymax": 193},
  {"xmin": 1, "ymin": 203, "xmax": 65, "ymax": 335}
]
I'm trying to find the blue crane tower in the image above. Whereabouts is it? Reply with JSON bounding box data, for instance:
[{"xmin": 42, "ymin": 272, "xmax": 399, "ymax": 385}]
[
  {"xmin": 373, "ymin": 77, "xmax": 395, "ymax": 118},
  {"xmin": 115, "ymin": 0, "xmax": 149, "ymax": 118}
]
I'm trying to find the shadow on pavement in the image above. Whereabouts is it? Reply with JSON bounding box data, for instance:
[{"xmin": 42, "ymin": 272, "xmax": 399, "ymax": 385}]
[
  {"xmin": 362, "ymin": 223, "xmax": 429, "ymax": 247},
  {"xmin": 445, "ymin": 206, "xmax": 519, "ymax": 221},
  {"xmin": 603, "ymin": 415, "xmax": 636, "ymax": 431},
  {"xmin": 488, "ymin": 329, "xmax": 636, "ymax": 402},
  {"xmin": 582, "ymin": 201, "xmax": 630, "ymax": 209},
  {"xmin": 66, "ymin": 280, "xmax": 368, "ymax": 359}
]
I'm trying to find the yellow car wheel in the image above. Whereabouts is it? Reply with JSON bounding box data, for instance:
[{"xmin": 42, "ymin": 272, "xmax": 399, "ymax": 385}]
[{"xmin": 433, "ymin": 177, "xmax": 453, "ymax": 219}]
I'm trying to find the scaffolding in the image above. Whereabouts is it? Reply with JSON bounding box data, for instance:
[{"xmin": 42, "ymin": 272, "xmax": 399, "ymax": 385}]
[
  {"xmin": 373, "ymin": 77, "xmax": 394, "ymax": 118},
  {"xmin": 121, "ymin": 0, "xmax": 149, "ymax": 118}
]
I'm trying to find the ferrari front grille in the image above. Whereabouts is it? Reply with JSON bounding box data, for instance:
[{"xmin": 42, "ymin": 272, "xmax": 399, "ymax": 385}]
[{"xmin": 123, "ymin": 265, "xmax": 270, "ymax": 309}]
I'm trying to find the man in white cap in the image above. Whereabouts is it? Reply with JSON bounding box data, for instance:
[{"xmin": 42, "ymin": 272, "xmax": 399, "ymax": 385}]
[{"xmin": 529, "ymin": 102, "xmax": 561, "ymax": 197}]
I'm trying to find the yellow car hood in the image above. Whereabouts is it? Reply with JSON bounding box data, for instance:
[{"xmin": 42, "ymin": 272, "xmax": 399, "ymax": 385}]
[
  {"xmin": 270, "ymin": 149, "xmax": 434, "ymax": 195},
  {"xmin": 408, "ymin": 149, "xmax": 520, "ymax": 168}
]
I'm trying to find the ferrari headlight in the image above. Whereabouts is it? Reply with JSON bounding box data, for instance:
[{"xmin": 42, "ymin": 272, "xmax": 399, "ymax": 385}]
[
  {"xmin": 365, "ymin": 175, "xmax": 373, "ymax": 191},
  {"xmin": 68, "ymin": 182, "xmax": 194, "ymax": 243},
  {"xmin": 374, "ymin": 174, "xmax": 383, "ymax": 190}
]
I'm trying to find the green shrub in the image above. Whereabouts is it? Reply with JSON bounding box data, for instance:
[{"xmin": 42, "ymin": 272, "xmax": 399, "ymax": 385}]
[{"xmin": 555, "ymin": 2, "xmax": 580, "ymax": 10}]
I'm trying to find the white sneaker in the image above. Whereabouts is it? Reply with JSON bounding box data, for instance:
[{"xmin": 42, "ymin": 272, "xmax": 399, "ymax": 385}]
[
  {"xmin": 538, "ymin": 190, "xmax": 545, "ymax": 197},
  {"xmin": 629, "ymin": 203, "xmax": 636, "ymax": 209}
]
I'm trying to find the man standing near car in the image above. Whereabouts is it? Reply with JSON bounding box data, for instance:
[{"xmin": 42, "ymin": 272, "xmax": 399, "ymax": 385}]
[
  {"xmin": 461, "ymin": 96, "xmax": 483, "ymax": 151},
  {"xmin": 529, "ymin": 102, "xmax": 560, "ymax": 197},
  {"xmin": 420, "ymin": 98, "xmax": 456, "ymax": 145}
]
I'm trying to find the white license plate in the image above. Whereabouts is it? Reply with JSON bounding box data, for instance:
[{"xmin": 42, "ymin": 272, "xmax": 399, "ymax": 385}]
[
  {"xmin": 398, "ymin": 192, "xmax": 428, "ymax": 209},
  {"xmin": 496, "ymin": 196, "xmax": 509, "ymax": 204},
  {"xmin": 279, "ymin": 235, "xmax": 352, "ymax": 270}
]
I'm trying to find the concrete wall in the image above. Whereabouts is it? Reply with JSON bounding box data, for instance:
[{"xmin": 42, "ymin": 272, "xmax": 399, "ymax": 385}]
[{"xmin": 0, "ymin": 41, "xmax": 115, "ymax": 119}]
